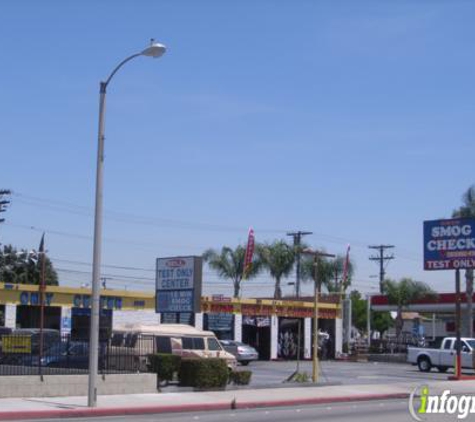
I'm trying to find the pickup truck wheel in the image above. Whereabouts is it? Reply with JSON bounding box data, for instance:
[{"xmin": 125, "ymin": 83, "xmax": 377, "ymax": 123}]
[
  {"xmin": 437, "ymin": 366, "xmax": 448, "ymax": 373},
  {"xmin": 417, "ymin": 356, "xmax": 432, "ymax": 372}
]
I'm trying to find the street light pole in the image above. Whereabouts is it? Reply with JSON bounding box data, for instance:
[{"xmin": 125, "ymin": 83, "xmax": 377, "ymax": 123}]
[
  {"xmin": 303, "ymin": 249, "xmax": 335, "ymax": 383},
  {"xmin": 88, "ymin": 41, "xmax": 166, "ymax": 408}
]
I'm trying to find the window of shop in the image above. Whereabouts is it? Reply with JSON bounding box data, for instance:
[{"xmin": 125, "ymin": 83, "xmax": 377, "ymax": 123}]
[
  {"xmin": 278, "ymin": 318, "xmax": 304, "ymax": 360},
  {"xmin": 71, "ymin": 308, "xmax": 112, "ymax": 340},
  {"xmin": 16, "ymin": 305, "xmax": 61, "ymax": 330},
  {"xmin": 203, "ymin": 313, "xmax": 234, "ymax": 340},
  {"xmin": 0, "ymin": 305, "xmax": 5, "ymax": 326},
  {"xmin": 161, "ymin": 312, "xmax": 194, "ymax": 326},
  {"xmin": 242, "ymin": 316, "xmax": 271, "ymax": 360}
]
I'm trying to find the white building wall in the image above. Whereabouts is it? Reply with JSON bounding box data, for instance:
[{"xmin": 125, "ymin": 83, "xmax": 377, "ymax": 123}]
[
  {"xmin": 5, "ymin": 304, "xmax": 16, "ymax": 329},
  {"xmin": 335, "ymin": 317, "xmax": 343, "ymax": 355},
  {"xmin": 304, "ymin": 317, "xmax": 312, "ymax": 359},
  {"xmin": 270, "ymin": 315, "xmax": 278, "ymax": 360},
  {"xmin": 234, "ymin": 314, "xmax": 242, "ymax": 342},
  {"xmin": 113, "ymin": 309, "xmax": 160, "ymax": 329},
  {"xmin": 194, "ymin": 313, "xmax": 203, "ymax": 330}
]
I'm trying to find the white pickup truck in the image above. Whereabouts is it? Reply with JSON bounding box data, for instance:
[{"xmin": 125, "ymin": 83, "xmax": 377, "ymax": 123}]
[{"xmin": 407, "ymin": 337, "xmax": 475, "ymax": 372}]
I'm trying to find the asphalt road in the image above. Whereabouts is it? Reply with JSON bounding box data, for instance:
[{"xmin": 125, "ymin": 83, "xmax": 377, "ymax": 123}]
[
  {"xmin": 243, "ymin": 360, "xmax": 470, "ymax": 387},
  {"xmin": 27, "ymin": 399, "xmax": 453, "ymax": 422}
]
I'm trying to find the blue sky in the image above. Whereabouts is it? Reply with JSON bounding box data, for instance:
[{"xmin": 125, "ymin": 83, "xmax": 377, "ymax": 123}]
[{"xmin": 1, "ymin": 0, "xmax": 474, "ymax": 296}]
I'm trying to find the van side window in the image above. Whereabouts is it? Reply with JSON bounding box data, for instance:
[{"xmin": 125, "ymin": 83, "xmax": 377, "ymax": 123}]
[
  {"xmin": 111, "ymin": 333, "xmax": 124, "ymax": 346},
  {"xmin": 182, "ymin": 337, "xmax": 205, "ymax": 350},
  {"xmin": 125, "ymin": 334, "xmax": 138, "ymax": 348},
  {"xmin": 156, "ymin": 336, "xmax": 172, "ymax": 354},
  {"xmin": 207, "ymin": 338, "xmax": 222, "ymax": 351}
]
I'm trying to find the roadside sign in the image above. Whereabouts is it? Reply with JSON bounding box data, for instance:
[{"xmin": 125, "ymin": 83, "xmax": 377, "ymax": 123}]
[
  {"xmin": 2, "ymin": 335, "xmax": 31, "ymax": 354},
  {"xmin": 155, "ymin": 256, "xmax": 202, "ymax": 313},
  {"xmin": 423, "ymin": 218, "xmax": 475, "ymax": 270}
]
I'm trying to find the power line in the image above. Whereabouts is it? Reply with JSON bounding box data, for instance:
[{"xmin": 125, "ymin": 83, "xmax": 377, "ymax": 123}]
[{"xmin": 11, "ymin": 191, "xmax": 399, "ymax": 252}]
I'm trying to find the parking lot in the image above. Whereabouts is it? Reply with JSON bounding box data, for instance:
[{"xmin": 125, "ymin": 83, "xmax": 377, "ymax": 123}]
[{"xmin": 243, "ymin": 359, "xmax": 475, "ymax": 388}]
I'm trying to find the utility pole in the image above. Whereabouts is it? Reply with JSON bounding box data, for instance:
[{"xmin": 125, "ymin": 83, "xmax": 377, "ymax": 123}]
[
  {"xmin": 287, "ymin": 231, "xmax": 312, "ymax": 297},
  {"xmin": 368, "ymin": 245, "xmax": 394, "ymax": 293}
]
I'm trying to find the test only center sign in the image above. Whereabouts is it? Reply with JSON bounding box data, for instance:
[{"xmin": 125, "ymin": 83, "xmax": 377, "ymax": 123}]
[
  {"xmin": 423, "ymin": 218, "xmax": 475, "ymax": 271},
  {"xmin": 155, "ymin": 256, "xmax": 203, "ymax": 313}
]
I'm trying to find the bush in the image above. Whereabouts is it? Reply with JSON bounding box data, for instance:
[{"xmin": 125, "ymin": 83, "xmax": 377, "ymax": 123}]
[
  {"xmin": 148, "ymin": 354, "xmax": 181, "ymax": 383},
  {"xmin": 179, "ymin": 358, "xmax": 229, "ymax": 390},
  {"xmin": 229, "ymin": 370, "xmax": 252, "ymax": 385}
]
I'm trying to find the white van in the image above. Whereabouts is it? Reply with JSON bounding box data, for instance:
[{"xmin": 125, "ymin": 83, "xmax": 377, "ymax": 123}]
[{"xmin": 109, "ymin": 324, "xmax": 237, "ymax": 371}]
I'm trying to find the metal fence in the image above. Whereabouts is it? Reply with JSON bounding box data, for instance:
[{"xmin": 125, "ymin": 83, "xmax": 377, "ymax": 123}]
[{"xmin": 0, "ymin": 332, "xmax": 155, "ymax": 376}]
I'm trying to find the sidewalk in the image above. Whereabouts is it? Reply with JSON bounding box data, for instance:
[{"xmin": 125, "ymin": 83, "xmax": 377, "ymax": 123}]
[{"xmin": 0, "ymin": 379, "xmax": 474, "ymax": 420}]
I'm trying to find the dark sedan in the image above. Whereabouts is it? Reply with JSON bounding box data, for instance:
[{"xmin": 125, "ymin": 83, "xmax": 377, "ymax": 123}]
[{"xmin": 219, "ymin": 340, "xmax": 258, "ymax": 366}]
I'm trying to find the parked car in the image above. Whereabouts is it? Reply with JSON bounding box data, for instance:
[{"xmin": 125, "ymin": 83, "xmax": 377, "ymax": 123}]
[
  {"xmin": 219, "ymin": 340, "xmax": 258, "ymax": 366},
  {"xmin": 111, "ymin": 324, "xmax": 237, "ymax": 371},
  {"xmin": 407, "ymin": 337, "xmax": 475, "ymax": 372},
  {"xmin": 0, "ymin": 328, "xmax": 61, "ymax": 364}
]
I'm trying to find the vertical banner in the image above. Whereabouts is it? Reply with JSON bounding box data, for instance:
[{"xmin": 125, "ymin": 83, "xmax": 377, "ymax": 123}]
[
  {"xmin": 341, "ymin": 244, "xmax": 351, "ymax": 291},
  {"xmin": 243, "ymin": 228, "xmax": 255, "ymax": 279}
]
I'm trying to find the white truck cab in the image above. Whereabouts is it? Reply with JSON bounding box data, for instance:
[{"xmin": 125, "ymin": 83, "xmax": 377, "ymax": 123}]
[{"xmin": 407, "ymin": 337, "xmax": 475, "ymax": 373}]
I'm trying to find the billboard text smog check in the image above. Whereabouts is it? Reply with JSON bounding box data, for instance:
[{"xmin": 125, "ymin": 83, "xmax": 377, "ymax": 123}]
[{"xmin": 424, "ymin": 218, "xmax": 475, "ymax": 271}]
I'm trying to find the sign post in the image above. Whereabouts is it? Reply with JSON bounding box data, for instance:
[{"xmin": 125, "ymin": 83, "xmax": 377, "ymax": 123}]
[
  {"xmin": 155, "ymin": 256, "xmax": 202, "ymax": 323},
  {"xmin": 423, "ymin": 217, "xmax": 475, "ymax": 380}
]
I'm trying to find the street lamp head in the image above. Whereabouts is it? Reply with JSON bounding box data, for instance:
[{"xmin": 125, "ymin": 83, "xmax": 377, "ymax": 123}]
[{"xmin": 141, "ymin": 41, "xmax": 166, "ymax": 58}]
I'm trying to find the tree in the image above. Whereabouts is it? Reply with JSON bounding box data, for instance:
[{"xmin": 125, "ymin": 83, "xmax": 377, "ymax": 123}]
[
  {"xmin": 372, "ymin": 312, "xmax": 393, "ymax": 338},
  {"xmin": 0, "ymin": 244, "xmax": 58, "ymax": 286},
  {"xmin": 382, "ymin": 278, "xmax": 435, "ymax": 346},
  {"xmin": 349, "ymin": 290, "xmax": 367, "ymax": 333},
  {"xmin": 203, "ymin": 245, "xmax": 261, "ymax": 298},
  {"xmin": 301, "ymin": 253, "xmax": 355, "ymax": 293},
  {"xmin": 452, "ymin": 184, "xmax": 475, "ymax": 337},
  {"xmin": 257, "ymin": 240, "xmax": 295, "ymax": 299}
]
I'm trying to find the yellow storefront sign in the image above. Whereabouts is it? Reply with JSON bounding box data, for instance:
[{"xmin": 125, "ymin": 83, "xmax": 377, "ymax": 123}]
[{"xmin": 2, "ymin": 335, "xmax": 32, "ymax": 354}]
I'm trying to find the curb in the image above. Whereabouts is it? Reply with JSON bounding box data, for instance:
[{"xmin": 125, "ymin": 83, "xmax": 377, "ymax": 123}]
[{"xmin": 0, "ymin": 393, "xmax": 410, "ymax": 421}]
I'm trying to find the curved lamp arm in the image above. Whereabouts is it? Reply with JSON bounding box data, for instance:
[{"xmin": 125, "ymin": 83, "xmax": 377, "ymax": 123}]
[{"xmin": 102, "ymin": 52, "xmax": 142, "ymax": 91}]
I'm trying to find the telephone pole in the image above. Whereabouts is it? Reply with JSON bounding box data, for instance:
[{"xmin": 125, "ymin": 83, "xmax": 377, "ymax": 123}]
[
  {"xmin": 368, "ymin": 245, "xmax": 394, "ymax": 293},
  {"xmin": 287, "ymin": 231, "xmax": 312, "ymax": 297}
]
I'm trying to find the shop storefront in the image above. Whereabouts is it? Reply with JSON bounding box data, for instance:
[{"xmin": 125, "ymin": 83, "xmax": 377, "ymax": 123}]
[
  {"xmin": 0, "ymin": 283, "xmax": 342, "ymax": 360},
  {"xmin": 0, "ymin": 282, "xmax": 155, "ymax": 334},
  {"xmin": 200, "ymin": 296, "xmax": 341, "ymax": 360}
]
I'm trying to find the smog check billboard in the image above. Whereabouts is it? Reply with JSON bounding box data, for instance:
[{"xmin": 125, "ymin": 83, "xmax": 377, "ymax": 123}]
[
  {"xmin": 424, "ymin": 218, "xmax": 475, "ymax": 270},
  {"xmin": 155, "ymin": 256, "xmax": 202, "ymax": 313}
]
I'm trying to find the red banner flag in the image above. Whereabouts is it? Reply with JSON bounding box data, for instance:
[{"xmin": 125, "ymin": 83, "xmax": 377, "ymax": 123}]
[
  {"xmin": 341, "ymin": 244, "xmax": 351, "ymax": 291},
  {"xmin": 243, "ymin": 228, "xmax": 255, "ymax": 279}
]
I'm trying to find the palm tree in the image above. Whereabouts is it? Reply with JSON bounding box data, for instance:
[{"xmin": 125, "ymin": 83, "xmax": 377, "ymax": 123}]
[
  {"xmin": 203, "ymin": 245, "xmax": 261, "ymax": 298},
  {"xmin": 257, "ymin": 241, "xmax": 295, "ymax": 299},
  {"xmin": 301, "ymin": 254, "xmax": 354, "ymax": 294},
  {"xmin": 452, "ymin": 184, "xmax": 475, "ymax": 337},
  {"xmin": 382, "ymin": 278, "xmax": 435, "ymax": 347}
]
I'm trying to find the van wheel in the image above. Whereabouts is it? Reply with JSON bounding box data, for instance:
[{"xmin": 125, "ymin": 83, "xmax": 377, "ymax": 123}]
[
  {"xmin": 241, "ymin": 361, "xmax": 249, "ymax": 366},
  {"xmin": 418, "ymin": 356, "xmax": 432, "ymax": 372},
  {"xmin": 437, "ymin": 366, "xmax": 448, "ymax": 373}
]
